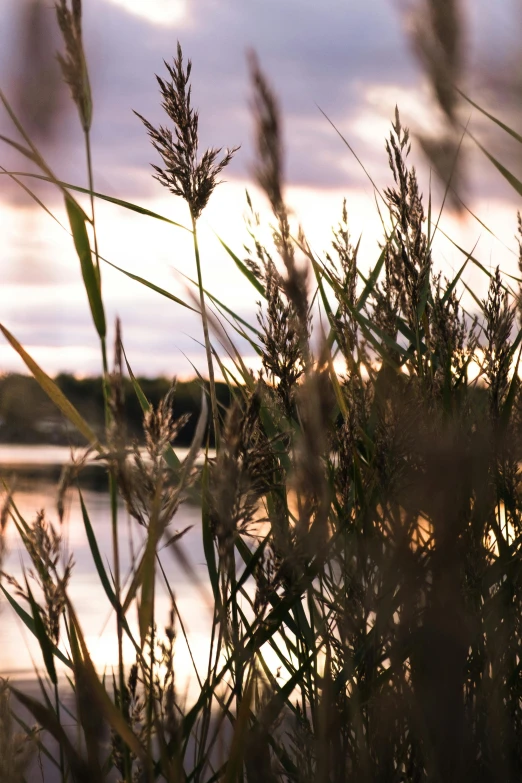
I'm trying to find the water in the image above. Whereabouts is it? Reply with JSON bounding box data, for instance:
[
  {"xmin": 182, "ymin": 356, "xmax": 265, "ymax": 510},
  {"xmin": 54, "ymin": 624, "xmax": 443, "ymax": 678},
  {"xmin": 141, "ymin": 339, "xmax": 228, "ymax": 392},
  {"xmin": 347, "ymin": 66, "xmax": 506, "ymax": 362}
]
[{"xmin": 0, "ymin": 445, "xmax": 214, "ymax": 697}]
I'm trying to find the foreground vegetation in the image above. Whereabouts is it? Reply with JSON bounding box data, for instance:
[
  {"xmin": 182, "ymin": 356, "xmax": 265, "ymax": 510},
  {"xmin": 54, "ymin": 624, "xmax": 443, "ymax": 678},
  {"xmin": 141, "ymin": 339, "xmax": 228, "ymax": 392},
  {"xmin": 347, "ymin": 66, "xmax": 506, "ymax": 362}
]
[{"xmin": 2, "ymin": 2, "xmax": 522, "ymax": 781}]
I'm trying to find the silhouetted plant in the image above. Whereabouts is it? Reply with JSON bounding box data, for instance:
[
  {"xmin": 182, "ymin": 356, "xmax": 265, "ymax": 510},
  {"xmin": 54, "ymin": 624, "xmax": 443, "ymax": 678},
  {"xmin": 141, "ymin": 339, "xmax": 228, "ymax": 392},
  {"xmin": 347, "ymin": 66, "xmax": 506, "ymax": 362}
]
[{"xmin": 2, "ymin": 13, "xmax": 522, "ymax": 783}]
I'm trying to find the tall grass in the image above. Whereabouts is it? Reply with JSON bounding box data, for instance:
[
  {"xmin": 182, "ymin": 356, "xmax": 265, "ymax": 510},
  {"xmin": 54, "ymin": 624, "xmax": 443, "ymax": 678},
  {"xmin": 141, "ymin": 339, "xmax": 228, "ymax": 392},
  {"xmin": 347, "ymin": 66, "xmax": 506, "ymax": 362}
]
[{"xmin": 2, "ymin": 2, "xmax": 522, "ymax": 781}]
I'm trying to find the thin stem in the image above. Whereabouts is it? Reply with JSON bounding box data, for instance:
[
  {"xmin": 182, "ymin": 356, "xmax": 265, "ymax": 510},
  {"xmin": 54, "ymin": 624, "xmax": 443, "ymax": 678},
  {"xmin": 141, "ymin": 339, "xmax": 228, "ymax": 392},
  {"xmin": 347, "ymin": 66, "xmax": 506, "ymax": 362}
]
[
  {"xmin": 84, "ymin": 132, "xmax": 101, "ymax": 284},
  {"xmin": 85, "ymin": 128, "xmax": 131, "ymax": 783},
  {"xmin": 191, "ymin": 211, "xmax": 221, "ymax": 451},
  {"xmin": 157, "ymin": 554, "xmax": 203, "ymax": 689},
  {"xmin": 146, "ymin": 619, "xmax": 156, "ymax": 783},
  {"xmin": 195, "ymin": 603, "xmax": 221, "ymax": 782},
  {"xmin": 54, "ymin": 680, "xmax": 65, "ymax": 783}
]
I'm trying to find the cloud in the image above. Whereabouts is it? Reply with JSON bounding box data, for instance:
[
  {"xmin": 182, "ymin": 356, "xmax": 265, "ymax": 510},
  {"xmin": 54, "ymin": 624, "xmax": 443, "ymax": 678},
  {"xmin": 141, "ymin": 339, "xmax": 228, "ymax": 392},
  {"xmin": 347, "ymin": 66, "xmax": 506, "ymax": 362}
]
[
  {"xmin": 2, "ymin": 0, "xmax": 520, "ymax": 204},
  {"xmin": 1, "ymin": 0, "xmax": 418, "ymax": 201},
  {"xmin": 0, "ymin": 276, "xmax": 260, "ymax": 377}
]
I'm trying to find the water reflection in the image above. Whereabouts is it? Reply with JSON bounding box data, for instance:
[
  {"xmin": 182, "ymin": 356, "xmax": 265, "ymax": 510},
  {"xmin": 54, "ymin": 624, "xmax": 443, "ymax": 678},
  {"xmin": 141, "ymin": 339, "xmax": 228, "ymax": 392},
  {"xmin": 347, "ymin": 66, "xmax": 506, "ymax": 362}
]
[{"xmin": 0, "ymin": 446, "xmax": 212, "ymax": 700}]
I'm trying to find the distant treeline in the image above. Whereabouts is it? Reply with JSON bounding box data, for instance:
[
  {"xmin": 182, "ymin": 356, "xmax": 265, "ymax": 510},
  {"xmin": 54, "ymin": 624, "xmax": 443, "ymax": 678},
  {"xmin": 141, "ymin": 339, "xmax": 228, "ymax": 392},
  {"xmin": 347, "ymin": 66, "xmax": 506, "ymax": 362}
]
[{"xmin": 0, "ymin": 373, "xmax": 233, "ymax": 446}]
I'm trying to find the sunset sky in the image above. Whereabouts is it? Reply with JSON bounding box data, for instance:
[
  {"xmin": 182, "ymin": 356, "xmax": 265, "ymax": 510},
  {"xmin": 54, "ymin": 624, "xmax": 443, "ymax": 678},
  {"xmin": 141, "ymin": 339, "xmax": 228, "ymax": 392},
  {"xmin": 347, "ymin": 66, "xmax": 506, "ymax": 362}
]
[{"xmin": 1, "ymin": 0, "xmax": 521, "ymax": 378}]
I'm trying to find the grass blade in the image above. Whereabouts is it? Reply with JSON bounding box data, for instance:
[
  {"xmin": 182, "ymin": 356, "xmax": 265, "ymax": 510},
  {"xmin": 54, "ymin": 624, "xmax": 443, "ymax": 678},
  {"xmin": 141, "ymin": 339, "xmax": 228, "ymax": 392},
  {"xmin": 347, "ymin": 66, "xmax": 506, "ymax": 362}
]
[
  {"xmin": 79, "ymin": 489, "xmax": 118, "ymax": 611},
  {"xmin": 201, "ymin": 459, "xmax": 220, "ymax": 608},
  {"xmin": 467, "ymin": 129, "xmax": 522, "ymax": 199},
  {"xmin": 457, "ymin": 88, "xmax": 522, "ymax": 145},
  {"xmin": 24, "ymin": 578, "xmax": 57, "ymax": 686},
  {"xmin": 10, "ymin": 686, "xmax": 90, "ymax": 780},
  {"xmin": 215, "ymin": 233, "xmax": 266, "ymax": 297},
  {"xmin": 65, "ymin": 196, "xmax": 106, "ymax": 339},
  {"xmin": 0, "ymin": 170, "xmax": 192, "ymax": 232},
  {"xmin": 66, "ymin": 599, "xmax": 147, "ymax": 761},
  {"xmin": 102, "ymin": 256, "xmax": 196, "ymax": 313},
  {"xmin": 356, "ymin": 242, "xmax": 388, "ymax": 311},
  {"xmin": 0, "ymin": 585, "xmax": 72, "ymax": 670}
]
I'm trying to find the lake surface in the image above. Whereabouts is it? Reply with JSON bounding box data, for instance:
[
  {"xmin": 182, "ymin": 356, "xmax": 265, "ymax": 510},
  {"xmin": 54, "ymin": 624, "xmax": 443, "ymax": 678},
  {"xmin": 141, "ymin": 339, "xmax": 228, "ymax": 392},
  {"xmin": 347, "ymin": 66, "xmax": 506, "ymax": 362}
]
[{"xmin": 0, "ymin": 445, "xmax": 215, "ymax": 699}]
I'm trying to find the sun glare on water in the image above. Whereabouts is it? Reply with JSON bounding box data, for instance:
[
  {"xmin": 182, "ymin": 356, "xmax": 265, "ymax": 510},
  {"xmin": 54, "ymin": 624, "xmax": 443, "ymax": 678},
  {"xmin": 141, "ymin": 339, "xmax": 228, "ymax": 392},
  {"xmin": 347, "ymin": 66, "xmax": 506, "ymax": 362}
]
[{"xmin": 106, "ymin": 0, "xmax": 188, "ymax": 25}]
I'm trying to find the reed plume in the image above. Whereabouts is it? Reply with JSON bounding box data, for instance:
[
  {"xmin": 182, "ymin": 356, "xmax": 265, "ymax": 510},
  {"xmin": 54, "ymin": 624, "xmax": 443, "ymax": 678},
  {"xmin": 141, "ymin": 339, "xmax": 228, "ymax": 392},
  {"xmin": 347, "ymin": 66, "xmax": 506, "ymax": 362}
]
[
  {"xmin": 136, "ymin": 43, "xmax": 239, "ymax": 449},
  {"xmin": 55, "ymin": 0, "xmax": 91, "ymax": 132}
]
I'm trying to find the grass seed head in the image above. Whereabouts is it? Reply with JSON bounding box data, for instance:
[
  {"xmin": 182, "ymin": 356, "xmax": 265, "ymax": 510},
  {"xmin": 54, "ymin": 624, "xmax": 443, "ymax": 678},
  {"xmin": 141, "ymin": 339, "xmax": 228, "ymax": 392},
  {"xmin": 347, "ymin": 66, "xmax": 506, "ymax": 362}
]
[
  {"xmin": 483, "ymin": 266, "xmax": 516, "ymax": 418},
  {"xmin": 249, "ymin": 52, "xmax": 310, "ymax": 334},
  {"xmin": 249, "ymin": 51, "xmax": 284, "ymax": 218},
  {"xmin": 409, "ymin": 0, "xmax": 463, "ymax": 127},
  {"xmin": 135, "ymin": 42, "xmax": 239, "ymax": 220},
  {"xmin": 383, "ymin": 110, "xmax": 432, "ymax": 341},
  {"xmin": 55, "ymin": 0, "xmax": 92, "ymax": 132},
  {"xmin": 516, "ymin": 211, "xmax": 522, "ymax": 327}
]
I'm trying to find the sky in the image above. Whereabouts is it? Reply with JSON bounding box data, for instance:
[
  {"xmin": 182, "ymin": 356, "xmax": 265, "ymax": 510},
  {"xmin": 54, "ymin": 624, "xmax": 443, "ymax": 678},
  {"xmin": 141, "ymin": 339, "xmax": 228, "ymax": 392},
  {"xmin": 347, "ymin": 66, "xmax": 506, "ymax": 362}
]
[{"xmin": 1, "ymin": 0, "xmax": 522, "ymax": 378}]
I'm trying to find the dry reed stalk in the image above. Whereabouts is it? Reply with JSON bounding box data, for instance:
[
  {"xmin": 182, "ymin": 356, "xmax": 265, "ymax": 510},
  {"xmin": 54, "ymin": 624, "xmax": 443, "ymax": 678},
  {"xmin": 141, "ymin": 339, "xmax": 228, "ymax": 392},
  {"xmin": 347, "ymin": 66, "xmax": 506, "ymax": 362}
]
[
  {"xmin": 405, "ymin": 0, "xmax": 467, "ymax": 202},
  {"xmin": 136, "ymin": 43, "xmax": 238, "ymax": 450},
  {"xmin": 55, "ymin": 0, "xmax": 91, "ymax": 133}
]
